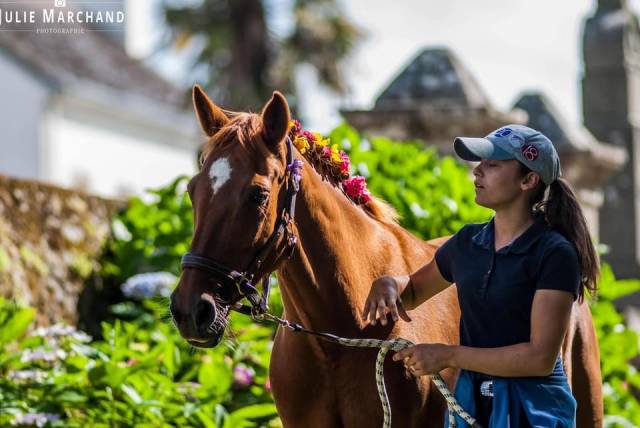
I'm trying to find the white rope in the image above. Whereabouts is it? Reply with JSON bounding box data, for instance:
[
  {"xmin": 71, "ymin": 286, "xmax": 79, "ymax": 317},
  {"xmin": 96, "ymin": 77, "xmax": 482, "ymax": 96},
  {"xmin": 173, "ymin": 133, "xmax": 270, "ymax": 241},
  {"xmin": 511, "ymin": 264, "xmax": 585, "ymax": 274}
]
[
  {"xmin": 261, "ymin": 314, "xmax": 482, "ymax": 428},
  {"xmin": 334, "ymin": 336, "xmax": 481, "ymax": 428}
]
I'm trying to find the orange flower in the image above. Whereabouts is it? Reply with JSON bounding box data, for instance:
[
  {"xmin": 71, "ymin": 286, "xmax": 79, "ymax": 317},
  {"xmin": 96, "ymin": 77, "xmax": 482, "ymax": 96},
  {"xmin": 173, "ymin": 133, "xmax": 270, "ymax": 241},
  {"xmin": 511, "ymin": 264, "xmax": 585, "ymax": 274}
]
[
  {"xmin": 293, "ymin": 136, "xmax": 310, "ymax": 154},
  {"xmin": 330, "ymin": 144, "xmax": 342, "ymax": 163}
]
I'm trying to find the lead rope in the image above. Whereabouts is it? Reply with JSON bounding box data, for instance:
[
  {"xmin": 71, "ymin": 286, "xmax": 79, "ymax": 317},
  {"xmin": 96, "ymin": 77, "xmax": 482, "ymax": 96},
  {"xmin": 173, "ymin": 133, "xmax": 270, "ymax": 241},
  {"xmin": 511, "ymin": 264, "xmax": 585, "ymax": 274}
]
[{"xmin": 257, "ymin": 312, "xmax": 483, "ymax": 428}]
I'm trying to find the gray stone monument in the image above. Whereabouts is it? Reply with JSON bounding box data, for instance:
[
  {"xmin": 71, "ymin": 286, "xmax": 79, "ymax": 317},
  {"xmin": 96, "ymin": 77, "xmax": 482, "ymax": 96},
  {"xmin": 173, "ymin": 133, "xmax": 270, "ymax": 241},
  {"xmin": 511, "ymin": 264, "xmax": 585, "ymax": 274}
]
[
  {"xmin": 514, "ymin": 92, "xmax": 626, "ymax": 241},
  {"xmin": 583, "ymin": 0, "xmax": 639, "ymax": 278},
  {"xmin": 341, "ymin": 47, "xmax": 525, "ymax": 154}
]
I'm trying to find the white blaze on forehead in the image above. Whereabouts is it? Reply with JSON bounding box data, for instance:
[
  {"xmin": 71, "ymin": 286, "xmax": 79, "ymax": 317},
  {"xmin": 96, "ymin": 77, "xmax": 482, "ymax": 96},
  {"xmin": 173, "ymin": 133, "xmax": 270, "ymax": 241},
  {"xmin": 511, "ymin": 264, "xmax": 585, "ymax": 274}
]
[{"xmin": 208, "ymin": 157, "xmax": 232, "ymax": 195}]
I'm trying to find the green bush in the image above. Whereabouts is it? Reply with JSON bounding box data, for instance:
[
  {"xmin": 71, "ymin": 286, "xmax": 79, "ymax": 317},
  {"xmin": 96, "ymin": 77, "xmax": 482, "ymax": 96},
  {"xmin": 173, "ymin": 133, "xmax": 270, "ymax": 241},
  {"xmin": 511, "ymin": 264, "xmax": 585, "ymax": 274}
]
[
  {"xmin": 102, "ymin": 176, "xmax": 194, "ymax": 280},
  {"xmin": 0, "ymin": 296, "xmax": 281, "ymax": 427},
  {"xmin": 591, "ymin": 264, "xmax": 640, "ymax": 427},
  {"xmin": 329, "ymin": 123, "xmax": 492, "ymax": 237}
]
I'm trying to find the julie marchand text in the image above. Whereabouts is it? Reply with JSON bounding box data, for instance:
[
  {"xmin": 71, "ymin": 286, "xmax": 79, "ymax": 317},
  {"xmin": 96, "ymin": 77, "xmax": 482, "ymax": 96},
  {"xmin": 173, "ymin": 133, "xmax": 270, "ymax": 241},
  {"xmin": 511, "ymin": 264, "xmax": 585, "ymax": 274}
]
[{"xmin": 0, "ymin": 8, "xmax": 125, "ymax": 25}]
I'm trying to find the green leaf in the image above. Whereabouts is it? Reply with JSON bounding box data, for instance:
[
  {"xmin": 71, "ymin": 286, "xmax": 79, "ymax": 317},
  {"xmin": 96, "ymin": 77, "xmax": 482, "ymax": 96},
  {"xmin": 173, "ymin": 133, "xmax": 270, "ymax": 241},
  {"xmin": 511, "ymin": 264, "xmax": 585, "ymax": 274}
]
[
  {"xmin": 228, "ymin": 403, "xmax": 278, "ymax": 419},
  {"xmin": 224, "ymin": 403, "xmax": 278, "ymax": 428},
  {"xmin": 198, "ymin": 354, "xmax": 233, "ymax": 397},
  {"xmin": 121, "ymin": 383, "xmax": 142, "ymax": 404},
  {"xmin": 0, "ymin": 303, "xmax": 34, "ymax": 345}
]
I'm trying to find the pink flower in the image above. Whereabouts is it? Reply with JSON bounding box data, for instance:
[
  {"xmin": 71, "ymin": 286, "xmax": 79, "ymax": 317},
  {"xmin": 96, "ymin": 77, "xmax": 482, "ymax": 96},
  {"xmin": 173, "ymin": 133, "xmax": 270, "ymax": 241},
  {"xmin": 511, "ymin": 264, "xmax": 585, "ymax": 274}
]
[
  {"xmin": 321, "ymin": 146, "xmax": 332, "ymax": 159},
  {"xmin": 289, "ymin": 120, "xmax": 302, "ymax": 135},
  {"xmin": 343, "ymin": 176, "xmax": 372, "ymax": 203},
  {"xmin": 233, "ymin": 364, "xmax": 254, "ymax": 388},
  {"xmin": 339, "ymin": 151, "xmax": 350, "ymax": 174},
  {"xmin": 361, "ymin": 191, "xmax": 372, "ymax": 203},
  {"xmin": 343, "ymin": 176, "xmax": 365, "ymax": 196},
  {"xmin": 302, "ymin": 130, "xmax": 316, "ymax": 143},
  {"xmin": 265, "ymin": 377, "xmax": 272, "ymax": 392}
]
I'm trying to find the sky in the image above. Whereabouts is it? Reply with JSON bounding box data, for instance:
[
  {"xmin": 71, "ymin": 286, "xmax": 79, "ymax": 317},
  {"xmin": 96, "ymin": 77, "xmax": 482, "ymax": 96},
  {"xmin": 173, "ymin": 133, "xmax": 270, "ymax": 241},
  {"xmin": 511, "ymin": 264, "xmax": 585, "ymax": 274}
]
[
  {"xmin": 302, "ymin": 0, "xmax": 597, "ymax": 133},
  {"xmin": 139, "ymin": 0, "xmax": 640, "ymax": 134}
]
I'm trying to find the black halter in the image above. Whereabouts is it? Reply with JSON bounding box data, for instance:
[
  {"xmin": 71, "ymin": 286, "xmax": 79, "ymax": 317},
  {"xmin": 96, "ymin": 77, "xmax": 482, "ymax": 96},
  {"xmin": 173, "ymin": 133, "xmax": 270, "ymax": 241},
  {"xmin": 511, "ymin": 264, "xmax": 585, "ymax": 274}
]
[{"xmin": 180, "ymin": 136, "xmax": 302, "ymax": 319}]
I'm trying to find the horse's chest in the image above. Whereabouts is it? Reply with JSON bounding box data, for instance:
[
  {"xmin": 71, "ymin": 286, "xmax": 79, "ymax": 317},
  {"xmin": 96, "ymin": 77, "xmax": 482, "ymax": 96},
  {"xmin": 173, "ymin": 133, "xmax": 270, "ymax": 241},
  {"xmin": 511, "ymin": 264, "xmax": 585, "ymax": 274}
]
[
  {"xmin": 271, "ymin": 332, "xmax": 415, "ymax": 399},
  {"xmin": 270, "ymin": 332, "xmax": 429, "ymax": 427}
]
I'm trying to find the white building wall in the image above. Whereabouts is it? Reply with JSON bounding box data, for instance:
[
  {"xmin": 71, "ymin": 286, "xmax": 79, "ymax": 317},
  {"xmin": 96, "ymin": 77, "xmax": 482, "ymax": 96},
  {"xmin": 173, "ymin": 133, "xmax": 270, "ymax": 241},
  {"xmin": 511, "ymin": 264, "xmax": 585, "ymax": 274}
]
[
  {"xmin": 43, "ymin": 94, "xmax": 200, "ymax": 198},
  {"xmin": 0, "ymin": 51, "xmax": 50, "ymax": 180}
]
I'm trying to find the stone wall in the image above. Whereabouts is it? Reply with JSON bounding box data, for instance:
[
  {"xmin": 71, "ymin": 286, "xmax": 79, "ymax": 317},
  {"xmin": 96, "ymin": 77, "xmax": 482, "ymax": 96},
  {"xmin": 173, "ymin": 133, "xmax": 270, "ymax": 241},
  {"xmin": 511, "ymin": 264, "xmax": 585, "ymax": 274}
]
[{"xmin": 0, "ymin": 174, "xmax": 122, "ymax": 326}]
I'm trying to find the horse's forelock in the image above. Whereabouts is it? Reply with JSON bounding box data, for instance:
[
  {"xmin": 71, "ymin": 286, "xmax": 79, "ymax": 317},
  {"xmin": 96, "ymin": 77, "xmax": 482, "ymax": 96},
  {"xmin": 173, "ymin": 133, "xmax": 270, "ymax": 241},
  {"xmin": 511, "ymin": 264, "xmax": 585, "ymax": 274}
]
[{"xmin": 199, "ymin": 113, "xmax": 270, "ymax": 165}]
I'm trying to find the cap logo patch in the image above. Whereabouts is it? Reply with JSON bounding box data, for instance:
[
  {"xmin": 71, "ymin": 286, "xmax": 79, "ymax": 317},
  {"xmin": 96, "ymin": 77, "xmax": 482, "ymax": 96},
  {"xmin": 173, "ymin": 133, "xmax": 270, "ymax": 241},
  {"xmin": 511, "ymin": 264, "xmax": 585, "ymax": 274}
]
[
  {"xmin": 494, "ymin": 128, "xmax": 513, "ymax": 138},
  {"xmin": 508, "ymin": 134, "xmax": 524, "ymax": 148},
  {"xmin": 522, "ymin": 144, "xmax": 539, "ymax": 161}
]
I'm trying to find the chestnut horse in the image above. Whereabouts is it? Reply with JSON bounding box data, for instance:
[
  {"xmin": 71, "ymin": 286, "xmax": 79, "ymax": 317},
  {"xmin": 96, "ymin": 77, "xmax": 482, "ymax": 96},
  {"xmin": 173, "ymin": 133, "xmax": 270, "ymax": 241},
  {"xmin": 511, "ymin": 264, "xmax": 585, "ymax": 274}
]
[{"xmin": 170, "ymin": 85, "xmax": 603, "ymax": 427}]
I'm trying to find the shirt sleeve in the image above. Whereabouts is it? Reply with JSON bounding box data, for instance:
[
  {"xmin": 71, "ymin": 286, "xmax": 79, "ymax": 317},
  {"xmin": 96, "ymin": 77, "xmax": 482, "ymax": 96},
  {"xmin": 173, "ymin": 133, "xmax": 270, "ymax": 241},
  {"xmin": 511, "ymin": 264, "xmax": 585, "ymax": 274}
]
[
  {"xmin": 536, "ymin": 243, "xmax": 581, "ymax": 301},
  {"xmin": 434, "ymin": 231, "xmax": 458, "ymax": 283}
]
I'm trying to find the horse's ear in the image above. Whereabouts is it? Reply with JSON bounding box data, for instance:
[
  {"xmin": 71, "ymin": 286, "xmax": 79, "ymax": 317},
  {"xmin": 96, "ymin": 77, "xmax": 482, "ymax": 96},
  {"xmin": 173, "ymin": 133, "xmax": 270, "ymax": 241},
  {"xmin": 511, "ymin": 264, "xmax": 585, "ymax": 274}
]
[
  {"xmin": 192, "ymin": 84, "xmax": 229, "ymax": 137},
  {"xmin": 261, "ymin": 91, "xmax": 291, "ymax": 149}
]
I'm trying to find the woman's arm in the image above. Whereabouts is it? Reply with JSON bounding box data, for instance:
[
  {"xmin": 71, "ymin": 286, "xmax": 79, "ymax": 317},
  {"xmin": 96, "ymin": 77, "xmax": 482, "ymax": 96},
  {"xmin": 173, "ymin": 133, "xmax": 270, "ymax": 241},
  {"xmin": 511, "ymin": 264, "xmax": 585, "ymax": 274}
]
[
  {"xmin": 362, "ymin": 256, "xmax": 452, "ymax": 325},
  {"xmin": 394, "ymin": 289, "xmax": 574, "ymax": 377},
  {"xmin": 446, "ymin": 289, "xmax": 574, "ymax": 377},
  {"xmin": 400, "ymin": 257, "xmax": 453, "ymax": 310}
]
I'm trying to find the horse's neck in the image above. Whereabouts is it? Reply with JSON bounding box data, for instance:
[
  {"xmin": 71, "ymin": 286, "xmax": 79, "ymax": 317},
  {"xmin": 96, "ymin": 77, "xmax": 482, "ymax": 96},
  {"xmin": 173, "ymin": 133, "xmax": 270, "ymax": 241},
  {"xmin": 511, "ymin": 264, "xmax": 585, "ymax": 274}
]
[{"xmin": 277, "ymin": 160, "xmax": 398, "ymax": 334}]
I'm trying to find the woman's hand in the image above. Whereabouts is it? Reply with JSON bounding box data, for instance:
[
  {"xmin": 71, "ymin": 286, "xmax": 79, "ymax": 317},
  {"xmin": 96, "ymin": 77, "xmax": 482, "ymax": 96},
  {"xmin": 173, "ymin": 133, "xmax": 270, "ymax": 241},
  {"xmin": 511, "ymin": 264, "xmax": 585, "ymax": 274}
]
[
  {"xmin": 362, "ymin": 275, "xmax": 412, "ymax": 326},
  {"xmin": 392, "ymin": 343, "xmax": 453, "ymax": 376}
]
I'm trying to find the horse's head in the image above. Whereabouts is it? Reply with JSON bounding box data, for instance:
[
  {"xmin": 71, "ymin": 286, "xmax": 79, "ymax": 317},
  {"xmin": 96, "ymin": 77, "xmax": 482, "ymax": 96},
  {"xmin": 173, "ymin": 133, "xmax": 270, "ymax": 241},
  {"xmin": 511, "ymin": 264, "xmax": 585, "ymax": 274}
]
[{"xmin": 170, "ymin": 85, "xmax": 296, "ymax": 348}]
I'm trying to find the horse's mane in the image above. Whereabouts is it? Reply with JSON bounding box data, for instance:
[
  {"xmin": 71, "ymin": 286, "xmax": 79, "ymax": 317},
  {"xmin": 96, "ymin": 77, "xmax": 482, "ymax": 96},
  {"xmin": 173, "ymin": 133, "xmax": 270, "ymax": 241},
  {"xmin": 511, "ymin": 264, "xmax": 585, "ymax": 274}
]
[{"xmin": 200, "ymin": 112, "xmax": 399, "ymax": 225}]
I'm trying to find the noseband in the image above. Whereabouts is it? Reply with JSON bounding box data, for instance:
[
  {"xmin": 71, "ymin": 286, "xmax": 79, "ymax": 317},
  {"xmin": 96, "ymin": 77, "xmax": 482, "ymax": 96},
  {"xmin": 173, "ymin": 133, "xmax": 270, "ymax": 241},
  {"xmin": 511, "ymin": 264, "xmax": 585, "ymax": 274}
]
[{"xmin": 181, "ymin": 136, "xmax": 303, "ymax": 319}]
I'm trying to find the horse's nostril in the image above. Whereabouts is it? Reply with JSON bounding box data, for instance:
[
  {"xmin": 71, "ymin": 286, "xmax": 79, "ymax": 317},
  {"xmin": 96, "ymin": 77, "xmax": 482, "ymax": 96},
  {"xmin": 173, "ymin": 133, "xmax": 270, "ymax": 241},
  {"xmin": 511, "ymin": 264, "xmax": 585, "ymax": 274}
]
[{"xmin": 194, "ymin": 299, "xmax": 216, "ymax": 331}]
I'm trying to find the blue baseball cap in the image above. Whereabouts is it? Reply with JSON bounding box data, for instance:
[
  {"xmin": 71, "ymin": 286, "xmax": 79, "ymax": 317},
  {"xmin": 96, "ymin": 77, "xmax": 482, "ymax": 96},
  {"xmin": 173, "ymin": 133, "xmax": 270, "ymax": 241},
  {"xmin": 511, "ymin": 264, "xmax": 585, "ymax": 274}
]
[{"xmin": 453, "ymin": 124, "xmax": 561, "ymax": 185}]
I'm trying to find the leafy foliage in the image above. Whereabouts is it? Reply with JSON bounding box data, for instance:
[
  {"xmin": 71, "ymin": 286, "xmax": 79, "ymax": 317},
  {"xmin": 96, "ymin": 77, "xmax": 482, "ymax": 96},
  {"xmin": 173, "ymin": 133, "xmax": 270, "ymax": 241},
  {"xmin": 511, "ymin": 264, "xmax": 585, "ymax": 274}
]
[
  {"xmin": 101, "ymin": 176, "xmax": 193, "ymax": 281},
  {"xmin": 591, "ymin": 264, "xmax": 640, "ymax": 427},
  {"xmin": 162, "ymin": 0, "xmax": 362, "ymax": 109},
  {"xmin": 0, "ymin": 297, "xmax": 281, "ymax": 427},
  {"xmin": 330, "ymin": 123, "xmax": 492, "ymax": 237}
]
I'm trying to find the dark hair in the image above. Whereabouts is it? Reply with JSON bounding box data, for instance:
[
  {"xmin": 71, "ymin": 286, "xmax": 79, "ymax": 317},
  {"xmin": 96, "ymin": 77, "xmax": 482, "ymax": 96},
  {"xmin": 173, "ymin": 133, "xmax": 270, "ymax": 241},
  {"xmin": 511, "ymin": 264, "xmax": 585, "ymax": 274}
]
[{"xmin": 518, "ymin": 163, "xmax": 599, "ymax": 302}]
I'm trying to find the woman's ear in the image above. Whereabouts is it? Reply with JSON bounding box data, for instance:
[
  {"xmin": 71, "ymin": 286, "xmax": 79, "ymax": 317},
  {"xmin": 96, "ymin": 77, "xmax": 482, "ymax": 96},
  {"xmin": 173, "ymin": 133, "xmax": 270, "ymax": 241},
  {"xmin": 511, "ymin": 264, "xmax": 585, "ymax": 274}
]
[
  {"xmin": 521, "ymin": 171, "xmax": 542, "ymax": 191},
  {"xmin": 260, "ymin": 91, "xmax": 291, "ymax": 150},
  {"xmin": 192, "ymin": 84, "xmax": 229, "ymax": 137}
]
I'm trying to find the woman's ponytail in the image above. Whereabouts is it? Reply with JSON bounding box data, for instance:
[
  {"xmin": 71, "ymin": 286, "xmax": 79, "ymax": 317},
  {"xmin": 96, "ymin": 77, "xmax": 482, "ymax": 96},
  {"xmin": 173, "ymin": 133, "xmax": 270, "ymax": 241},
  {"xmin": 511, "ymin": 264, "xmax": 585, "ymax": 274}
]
[{"xmin": 521, "ymin": 165, "xmax": 600, "ymax": 302}]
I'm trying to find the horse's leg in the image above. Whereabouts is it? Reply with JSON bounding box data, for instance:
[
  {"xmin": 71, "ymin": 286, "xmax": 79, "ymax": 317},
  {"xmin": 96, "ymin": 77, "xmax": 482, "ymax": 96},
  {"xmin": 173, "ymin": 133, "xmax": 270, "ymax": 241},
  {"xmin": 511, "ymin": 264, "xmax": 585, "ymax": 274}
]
[
  {"xmin": 567, "ymin": 303, "xmax": 604, "ymax": 428},
  {"xmin": 269, "ymin": 327, "xmax": 342, "ymax": 428}
]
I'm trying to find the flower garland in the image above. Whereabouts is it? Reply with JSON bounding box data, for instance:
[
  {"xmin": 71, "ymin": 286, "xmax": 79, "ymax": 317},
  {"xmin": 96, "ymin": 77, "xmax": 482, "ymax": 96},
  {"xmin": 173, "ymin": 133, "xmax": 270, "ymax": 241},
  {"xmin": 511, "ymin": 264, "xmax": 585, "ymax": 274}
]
[{"xmin": 288, "ymin": 120, "xmax": 372, "ymax": 204}]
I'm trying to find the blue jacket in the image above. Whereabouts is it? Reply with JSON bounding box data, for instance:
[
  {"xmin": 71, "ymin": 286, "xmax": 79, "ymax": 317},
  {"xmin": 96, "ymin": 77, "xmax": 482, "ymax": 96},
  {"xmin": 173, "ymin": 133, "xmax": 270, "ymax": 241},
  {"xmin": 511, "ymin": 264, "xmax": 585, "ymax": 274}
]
[{"xmin": 444, "ymin": 356, "xmax": 577, "ymax": 427}]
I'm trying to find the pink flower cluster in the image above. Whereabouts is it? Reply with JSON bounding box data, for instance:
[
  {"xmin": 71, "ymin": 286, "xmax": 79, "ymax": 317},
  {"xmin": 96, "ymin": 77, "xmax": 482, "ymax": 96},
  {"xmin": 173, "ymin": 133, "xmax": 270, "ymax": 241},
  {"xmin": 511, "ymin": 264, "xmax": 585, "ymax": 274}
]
[
  {"xmin": 288, "ymin": 120, "xmax": 372, "ymax": 205},
  {"xmin": 233, "ymin": 363, "xmax": 254, "ymax": 388},
  {"xmin": 343, "ymin": 176, "xmax": 372, "ymax": 203}
]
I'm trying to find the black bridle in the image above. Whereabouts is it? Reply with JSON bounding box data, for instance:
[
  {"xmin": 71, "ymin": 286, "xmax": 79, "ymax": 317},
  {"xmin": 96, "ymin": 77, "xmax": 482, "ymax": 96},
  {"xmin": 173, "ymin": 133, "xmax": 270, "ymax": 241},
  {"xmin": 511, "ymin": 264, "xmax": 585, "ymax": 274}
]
[{"xmin": 180, "ymin": 136, "xmax": 303, "ymax": 319}]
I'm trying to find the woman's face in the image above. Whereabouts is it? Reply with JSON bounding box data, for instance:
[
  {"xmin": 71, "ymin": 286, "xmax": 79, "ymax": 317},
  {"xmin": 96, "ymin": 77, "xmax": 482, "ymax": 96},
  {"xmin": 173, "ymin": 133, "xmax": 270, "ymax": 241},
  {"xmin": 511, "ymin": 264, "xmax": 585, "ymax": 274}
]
[{"xmin": 472, "ymin": 159, "xmax": 530, "ymax": 210}]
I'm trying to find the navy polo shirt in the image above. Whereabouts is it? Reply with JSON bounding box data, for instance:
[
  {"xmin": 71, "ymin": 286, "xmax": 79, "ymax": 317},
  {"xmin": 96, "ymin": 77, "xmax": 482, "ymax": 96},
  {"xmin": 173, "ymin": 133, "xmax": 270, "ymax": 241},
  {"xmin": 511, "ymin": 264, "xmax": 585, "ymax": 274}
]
[{"xmin": 434, "ymin": 212, "xmax": 581, "ymax": 348}]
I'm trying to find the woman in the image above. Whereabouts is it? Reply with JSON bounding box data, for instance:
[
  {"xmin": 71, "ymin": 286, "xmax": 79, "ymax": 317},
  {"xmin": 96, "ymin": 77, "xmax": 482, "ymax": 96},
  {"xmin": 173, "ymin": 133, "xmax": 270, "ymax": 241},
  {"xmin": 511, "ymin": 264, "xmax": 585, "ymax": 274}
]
[{"xmin": 362, "ymin": 125, "xmax": 599, "ymax": 427}]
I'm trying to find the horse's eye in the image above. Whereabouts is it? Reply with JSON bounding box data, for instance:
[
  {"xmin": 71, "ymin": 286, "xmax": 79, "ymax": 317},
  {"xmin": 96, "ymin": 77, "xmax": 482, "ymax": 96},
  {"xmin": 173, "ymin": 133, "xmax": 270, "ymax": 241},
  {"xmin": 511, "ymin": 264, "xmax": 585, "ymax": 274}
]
[{"xmin": 249, "ymin": 188, "xmax": 269, "ymax": 205}]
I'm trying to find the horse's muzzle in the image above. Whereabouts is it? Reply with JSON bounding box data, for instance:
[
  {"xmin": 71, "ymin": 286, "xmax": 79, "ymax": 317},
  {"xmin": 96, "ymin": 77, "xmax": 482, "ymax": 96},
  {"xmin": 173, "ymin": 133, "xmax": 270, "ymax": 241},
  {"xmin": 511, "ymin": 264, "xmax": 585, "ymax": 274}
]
[{"xmin": 170, "ymin": 289, "xmax": 227, "ymax": 348}]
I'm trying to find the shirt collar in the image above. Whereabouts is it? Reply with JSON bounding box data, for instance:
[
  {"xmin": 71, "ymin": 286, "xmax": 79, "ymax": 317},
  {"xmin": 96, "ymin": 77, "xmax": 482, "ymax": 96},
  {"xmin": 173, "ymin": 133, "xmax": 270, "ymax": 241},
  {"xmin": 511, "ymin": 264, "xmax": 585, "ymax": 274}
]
[{"xmin": 472, "ymin": 211, "xmax": 549, "ymax": 254}]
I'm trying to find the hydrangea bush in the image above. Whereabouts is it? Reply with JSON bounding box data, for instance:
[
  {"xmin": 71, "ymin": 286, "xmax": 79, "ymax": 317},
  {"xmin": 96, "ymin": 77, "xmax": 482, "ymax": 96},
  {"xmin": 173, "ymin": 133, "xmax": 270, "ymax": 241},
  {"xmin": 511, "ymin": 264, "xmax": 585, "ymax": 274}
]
[{"xmin": 0, "ymin": 296, "xmax": 281, "ymax": 427}]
